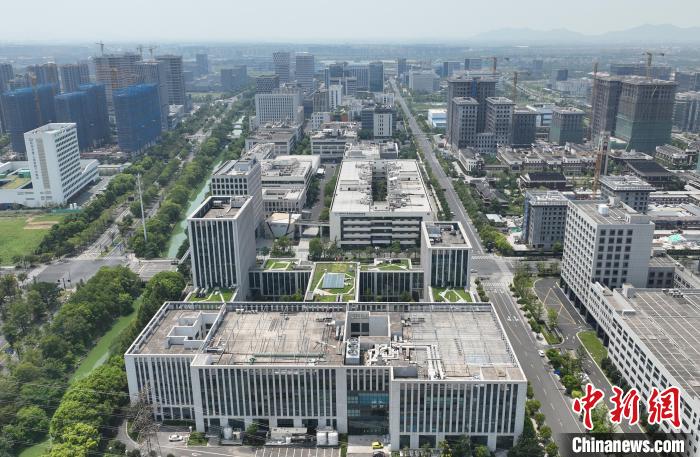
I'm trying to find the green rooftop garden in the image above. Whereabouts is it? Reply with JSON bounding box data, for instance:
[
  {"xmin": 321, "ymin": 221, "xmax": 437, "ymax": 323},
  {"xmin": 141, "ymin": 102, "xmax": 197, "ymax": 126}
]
[
  {"xmin": 311, "ymin": 262, "xmax": 357, "ymax": 302},
  {"xmin": 263, "ymin": 258, "xmax": 295, "ymax": 270},
  {"xmin": 186, "ymin": 288, "xmax": 236, "ymax": 302},
  {"xmin": 360, "ymin": 258, "xmax": 412, "ymax": 271},
  {"xmin": 432, "ymin": 287, "xmax": 473, "ymax": 303}
]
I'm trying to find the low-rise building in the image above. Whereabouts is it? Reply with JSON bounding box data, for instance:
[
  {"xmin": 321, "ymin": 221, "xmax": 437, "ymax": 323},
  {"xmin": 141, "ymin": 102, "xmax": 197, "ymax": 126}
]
[
  {"xmin": 310, "ymin": 122, "xmax": 359, "ymax": 162},
  {"xmin": 522, "ymin": 190, "xmax": 569, "ymax": 250},
  {"xmin": 125, "ymin": 301, "xmax": 527, "ymax": 451},
  {"xmin": 654, "ymin": 144, "xmax": 698, "ymax": 169},
  {"xmin": 599, "ymin": 175, "xmax": 654, "ymax": 214},
  {"xmin": 427, "ymin": 109, "xmax": 447, "ymax": 129},
  {"xmin": 518, "ymin": 172, "xmax": 570, "ymax": 191},
  {"xmin": 330, "ymin": 159, "xmax": 433, "ymax": 247},
  {"xmin": 624, "ymin": 159, "xmax": 676, "ymax": 190},
  {"xmin": 245, "ymin": 124, "xmax": 300, "ymax": 155}
]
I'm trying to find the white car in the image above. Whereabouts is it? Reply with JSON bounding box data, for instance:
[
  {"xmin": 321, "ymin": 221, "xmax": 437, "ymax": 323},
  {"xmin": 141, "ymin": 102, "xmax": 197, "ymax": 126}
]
[
  {"xmin": 538, "ymin": 350, "xmax": 545, "ymax": 357},
  {"xmin": 168, "ymin": 434, "xmax": 184, "ymax": 442}
]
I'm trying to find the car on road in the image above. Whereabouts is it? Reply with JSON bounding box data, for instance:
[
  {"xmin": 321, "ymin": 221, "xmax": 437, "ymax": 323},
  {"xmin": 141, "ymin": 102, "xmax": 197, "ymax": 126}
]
[
  {"xmin": 168, "ymin": 434, "xmax": 184, "ymax": 442},
  {"xmin": 373, "ymin": 452, "xmax": 386, "ymax": 457},
  {"xmin": 471, "ymin": 269, "xmax": 478, "ymax": 273},
  {"xmin": 372, "ymin": 441, "xmax": 384, "ymax": 449},
  {"xmin": 538, "ymin": 350, "xmax": 545, "ymax": 357}
]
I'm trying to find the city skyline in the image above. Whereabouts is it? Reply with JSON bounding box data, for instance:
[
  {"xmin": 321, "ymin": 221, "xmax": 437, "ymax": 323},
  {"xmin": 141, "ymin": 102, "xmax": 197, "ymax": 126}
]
[{"xmin": 1, "ymin": 0, "xmax": 699, "ymax": 43}]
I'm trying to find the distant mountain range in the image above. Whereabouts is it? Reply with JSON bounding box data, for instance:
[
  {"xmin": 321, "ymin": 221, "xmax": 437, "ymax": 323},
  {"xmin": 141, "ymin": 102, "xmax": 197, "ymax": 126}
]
[{"xmin": 469, "ymin": 24, "xmax": 700, "ymax": 44}]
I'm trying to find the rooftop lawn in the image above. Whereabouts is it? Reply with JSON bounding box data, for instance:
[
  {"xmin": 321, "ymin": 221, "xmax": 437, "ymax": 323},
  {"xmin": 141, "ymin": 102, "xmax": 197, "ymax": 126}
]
[
  {"xmin": 432, "ymin": 287, "xmax": 473, "ymax": 303},
  {"xmin": 263, "ymin": 258, "xmax": 295, "ymax": 270},
  {"xmin": 361, "ymin": 258, "xmax": 411, "ymax": 271},
  {"xmin": 311, "ymin": 262, "xmax": 357, "ymax": 301}
]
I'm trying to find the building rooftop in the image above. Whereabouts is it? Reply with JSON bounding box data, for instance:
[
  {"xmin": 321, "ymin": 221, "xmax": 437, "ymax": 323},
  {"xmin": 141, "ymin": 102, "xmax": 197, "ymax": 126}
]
[
  {"xmin": 26, "ymin": 122, "xmax": 76, "ymax": 135},
  {"xmin": 213, "ymin": 158, "xmax": 258, "ymax": 177},
  {"xmin": 486, "ymin": 97, "xmax": 515, "ymax": 105},
  {"xmin": 423, "ymin": 221, "xmax": 472, "ymax": 248},
  {"xmin": 521, "ymin": 172, "xmax": 567, "ymax": 182},
  {"xmin": 625, "ymin": 159, "xmax": 673, "ymax": 177},
  {"xmin": 552, "ymin": 107, "xmax": 584, "ymax": 115},
  {"xmin": 127, "ymin": 302, "xmax": 525, "ymax": 382},
  {"xmin": 603, "ymin": 287, "xmax": 700, "ymax": 397},
  {"xmin": 599, "ymin": 175, "xmax": 654, "ymax": 192},
  {"xmin": 360, "ymin": 258, "xmax": 412, "ymax": 271},
  {"xmin": 190, "ymin": 196, "xmax": 250, "ymax": 219},
  {"xmin": 452, "ymin": 97, "xmax": 479, "ymax": 106},
  {"xmin": 261, "ymin": 155, "xmax": 315, "ymax": 179},
  {"xmin": 525, "ymin": 190, "xmax": 569, "ymax": 205},
  {"xmin": 331, "ymin": 159, "xmax": 432, "ymax": 214},
  {"xmin": 571, "ymin": 199, "xmax": 652, "ymax": 226}
]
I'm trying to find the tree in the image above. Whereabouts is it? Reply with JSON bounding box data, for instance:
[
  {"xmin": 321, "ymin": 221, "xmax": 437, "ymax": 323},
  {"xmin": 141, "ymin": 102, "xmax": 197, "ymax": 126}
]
[
  {"xmin": 590, "ymin": 404, "xmax": 614, "ymax": 434},
  {"xmin": 438, "ymin": 440, "xmax": 452, "ymax": 457},
  {"xmin": 538, "ymin": 425, "xmax": 552, "ymax": 442},
  {"xmin": 547, "ymin": 308, "xmax": 558, "ymax": 330},
  {"xmin": 309, "ymin": 238, "xmax": 324, "ymax": 260},
  {"xmin": 49, "ymin": 423, "xmax": 100, "ymax": 457},
  {"xmin": 390, "ymin": 240, "xmax": 402, "ymax": 254},
  {"xmin": 545, "ymin": 441, "xmax": 558, "ymax": 457},
  {"xmin": 473, "ymin": 445, "xmax": 490, "ymax": 457},
  {"xmin": 452, "ymin": 435, "xmax": 471, "ymax": 457}
]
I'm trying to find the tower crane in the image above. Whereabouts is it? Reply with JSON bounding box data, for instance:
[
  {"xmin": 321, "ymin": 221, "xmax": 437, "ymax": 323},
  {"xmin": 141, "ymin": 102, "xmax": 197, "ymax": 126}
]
[
  {"xmin": 95, "ymin": 41, "xmax": 105, "ymax": 56},
  {"xmin": 643, "ymin": 51, "xmax": 665, "ymax": 78}
]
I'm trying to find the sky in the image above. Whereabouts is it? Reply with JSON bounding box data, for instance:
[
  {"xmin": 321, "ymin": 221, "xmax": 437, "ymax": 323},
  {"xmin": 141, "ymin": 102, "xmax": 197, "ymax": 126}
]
[{"xmin": 1, "ymin": 0, "xmax": 699, "ymax": 43}]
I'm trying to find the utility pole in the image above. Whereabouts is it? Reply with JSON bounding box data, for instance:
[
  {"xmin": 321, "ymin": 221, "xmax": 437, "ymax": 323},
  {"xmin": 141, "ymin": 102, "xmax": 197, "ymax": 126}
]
[{"xmin": 136, "ymin": 174, "xmax": 148, "ymax": 242}]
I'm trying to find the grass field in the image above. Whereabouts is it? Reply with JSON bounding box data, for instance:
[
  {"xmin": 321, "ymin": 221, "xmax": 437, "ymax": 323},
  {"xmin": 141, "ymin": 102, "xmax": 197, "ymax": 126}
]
[
  {"xmin": 578, "ymin": 330, "xmax": 608, "ymax": 365},
  {"xmin": 432, "ymin": 287, "xmax": 473, "ymax": 303},
  {"xmin": 311, "ymin": 263, "xmax": 357, "ymax": 301},
  {"xmin": 264, "ymin": 259, "xmax": 294, "ymax": 270},
  {"xmin": 0, "ymin": 214, "xmax": 65, "ymax": 263},
  {"xmin": 18, "ymin": 440, "xmax": 50, "ymax": 457}
]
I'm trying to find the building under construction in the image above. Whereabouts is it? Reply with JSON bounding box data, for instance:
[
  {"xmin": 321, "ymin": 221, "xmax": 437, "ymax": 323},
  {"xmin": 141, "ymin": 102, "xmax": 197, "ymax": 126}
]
[
  {"xmin": 590, "ymin": 74, "xmax": 677, "ymax": 152},
  {"xmin": 445, "ymin": 74, "xmax": 497, "ymax": 144}
]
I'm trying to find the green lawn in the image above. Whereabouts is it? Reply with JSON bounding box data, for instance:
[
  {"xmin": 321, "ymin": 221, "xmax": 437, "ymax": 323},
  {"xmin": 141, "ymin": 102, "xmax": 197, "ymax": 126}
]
[
  {"xmin": 432, "ymin": 287, "xmax": 473, "ymax": 303},
  {"xmin": 18, "ymin": 440, "xmax": 50, "ymax": 457},
  {"xmin": 264, "ymin": 259, "xmax": 294, "ymax": 270},
  {"xmin": 69, "ymin": 310, "xmax": 136, "ymax": 383},
  {"xmin": 311, "ymin": 263, "xmax": 357, "ymax": 301},
  {"xmin": 361, "ymin": 259, "xmax": 411, "ymax": 271},
  {"xmin": 578, "ymin": 330, "xmax": 608, "ymax": 365},
  {"xmin": 0, "ymin": 214, "xmax": 65, "ymax": 263}
]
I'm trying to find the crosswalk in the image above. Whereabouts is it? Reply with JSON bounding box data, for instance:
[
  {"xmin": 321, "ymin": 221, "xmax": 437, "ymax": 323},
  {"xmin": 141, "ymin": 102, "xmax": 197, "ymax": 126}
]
[{"xmin": 481, "ymin": 280, "xmax": 512, "ymax": 289}]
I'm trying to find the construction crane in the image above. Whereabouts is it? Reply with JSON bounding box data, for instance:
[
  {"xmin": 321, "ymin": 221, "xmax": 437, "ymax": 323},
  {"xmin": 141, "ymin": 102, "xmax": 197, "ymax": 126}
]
[
  {"xmin": 643, "ymin": 51, "xmax": 665, "ymax": 78},
  {"xmin": 147, "ymin": 46, "xmax": 159, "ymax": 60},
  {"xmin": 592, "ymin": 132, "xmax": 610, "ymax": 196},
  {"xmin": 511, "ymin": 70, "xmax": 530, "ymax": 104},
  {"xmin": 136, "ymin": 45, "xmax": 144, "ymax": 58},
  {"xmin": 95, "ymin": 41, "xmax": 105, "ymax": 56},
  {"xmin": 489, "ymin": 56, "xmax": 510, "ymax": 75}
]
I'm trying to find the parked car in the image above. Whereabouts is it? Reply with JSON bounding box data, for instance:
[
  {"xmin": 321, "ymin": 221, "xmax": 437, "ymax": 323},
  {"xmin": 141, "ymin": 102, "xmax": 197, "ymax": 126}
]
[
  {"xmin": 168, "ymin": 434, "xmax": 183, "ymax": 442},
  {"xmin": 538, "ymin": 350, "xmax": 545, "ymax": 357},
  {"xmin": 372, "ymin": 441, "xmax": 384, "ymax": 449}
]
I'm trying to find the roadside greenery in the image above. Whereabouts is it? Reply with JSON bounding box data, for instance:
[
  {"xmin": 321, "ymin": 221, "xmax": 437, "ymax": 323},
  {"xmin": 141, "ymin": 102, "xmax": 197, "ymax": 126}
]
[
  {"xmin": 453, "ymin": 181, "xmax": 512, "ymax": 255},
  {"xmin": 319, "ymin": 168, "xmax": 339, "ymax": 222},
  {"xmin": 510, "ymin": 267, "xmax": 561, "ymax": 343},
  {"xmin": 0, "ymin": 266, "xmax": 143, "ymax": 456}
]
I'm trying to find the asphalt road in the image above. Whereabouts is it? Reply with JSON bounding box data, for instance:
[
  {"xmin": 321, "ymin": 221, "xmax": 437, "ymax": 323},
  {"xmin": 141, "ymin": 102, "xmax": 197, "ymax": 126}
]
[
  {"xmin": 390, "ymin": 80, "xmax": 484, "ymax": 255},
  {"xmin": 533, "ymin": 278, "xmax": 643, "ymax": 435},
  {"xmin": 391, "ymin": 78, "xmax": 585, "ymax": 446}
]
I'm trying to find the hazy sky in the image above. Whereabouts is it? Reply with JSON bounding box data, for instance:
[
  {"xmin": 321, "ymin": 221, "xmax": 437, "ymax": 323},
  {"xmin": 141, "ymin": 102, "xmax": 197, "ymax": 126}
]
[{"xmin": 2, "ymin": 0, "xmax": 699, "ymax": 43}]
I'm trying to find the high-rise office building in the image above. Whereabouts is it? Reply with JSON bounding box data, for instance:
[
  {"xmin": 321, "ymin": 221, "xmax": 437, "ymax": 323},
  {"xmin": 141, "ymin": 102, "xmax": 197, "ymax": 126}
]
[
  {"xmin": 24, "ymin": 123, "xmax": 86, "ymax": 204},
  {"xmin": 0, "ymin": 84, "xmax": 57, "ymax": 155},
  {"xmin": 673, "ymin": 91, "xmax": 700, "ymax": 132},
  {"xmin": 610, "ymin": 63, "xmax": 672, "ymax": 80},
  {"xmin": 78, "ymin": 83, "xmax": 111, "ymax": 147},
  {"xmin": 346, "ymin": 64, "xmax": 369, "ymax": 91},
  {"xmin": 328, "ymin": 84, "xmax": 343, "ymax": 111},
  {"xmin": 674, "ymin": 71, "xmax": 700, "ymax": 92},
  {"xmin": 113, "ymin": 84, "xmax": 162, "ymax": 154},
  {"xmin": 560, "ymin": 198, "xmax": 654, "ymax": 309},
  {"xmin": 55, "ymin": 84, "xmax": 111, "ymax": 151},
  {"xmin": 294, "ymin": 53, "xmax": 315, "ymax": 92},
  {"xmin": 397, "ymin": 58, "xmax": 407, "ymax": 77},
  {"xmin": 372, "ymin": 107, "xmax": 393, "ymax": 138},
  {"xmin": 615, "ymin": 78, "xmax": 677, "ymax": 152},
  {"xmin": 446, "ymin": 74, "xmax": 497, "ymax": 143},
  {"xmin": 254, "ymin": 89, "xmax": 302, "ymax": 126},
  {"xmin": 464, "ymin": 58, "xmax": 482, "ymax": 71},
  {"xmin": 442, "ymin": 61, "xmax": 462, "ymax": 78},
  {"xmin": 550, "ymin": 68, "xmax": 568, "ymax": 85},
  {"xmin": 485, "ymin": 97, "xmax": 514, "ymax": 145},
  {"xmin": 449, "ymin": 97, "xmax": 478, "ymax": 149},
  {"xmin": 136, "ymin": 61, "xmax": 169, "ymax": 131},
  {"xmin": 511, "ymin": 107, "xmax": 537, "ymax": 147},
  {"xmin": 59, "ymin": 63, "xmax": 90, "ymax": 93},
  {"xmin": 272, "ymin": 51, "xmax": 291, "ymax": 84},
  {"xmin": 211, "ymin": 156, "xmax": 264, "ymax": 227},
  {"xmin": 187, "ymin": 196, "xmax": 256, "ymax": 292},
  {"xmin": 590, "ymin": 75, "xmax": 622, "ymax": 141},
  {"xmin": 408, "ymin": 70, "xmax": 438, "ymax": 93},
  {"xmin": 156, "ymin": 55, "xmax": 187, "ymax": 107},
  {"xmin": 195, "ymin": 53, "xmax": 209, "ymax": 76},
  {"xmin": 421, "ymin": 221, "xmax": 472, "ymax": 299},
  {"xmin": 369, "ymin": 61, "xmax": 384, "ymax": 92},
  {"xmin": 27, "ymin": 63, "xmax": 59, "ymax": 87},
  {"xmin": 255, "ymin": 74, "xmax": 280, "ymax": 94},
  {"xmin": 549, "ymin": 107, "xmax": 584, "ymax": 145},
  {"xmin": 94, "ymin": 53, "xmax": 142, "ymax": 107},
  {"xmin": 0, "ymin": 63, "xmax": 13, "ymax": 92},
  {"xmin": 220, "ymin": 66, "xmax": 248, "ymax": 92}
]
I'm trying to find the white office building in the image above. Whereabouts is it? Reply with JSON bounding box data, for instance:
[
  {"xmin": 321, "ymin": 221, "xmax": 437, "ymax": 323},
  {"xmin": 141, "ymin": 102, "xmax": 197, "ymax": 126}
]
[
  {"xmin": 311, "ymin": 122, "xmax": 359, "ymax": 163},
  {"xmin": 125, "ymin": 301, "xmax": 526, "ymax": 451},
  {"xmin": 373, "ymin": 110, "xmax": 394, "ymax": 138},
  {"xmin": 599, "ymin": 175, "xmax": 654, "ymax": 214},
  {"xmin": 254, "ymin": 90, "xmax": 303, "ymax": 126},
  {"xmin": 560, "ymin": 198, "xmax": 654, "ymax": 317},
  {"xmin": 421, "ymin": 221, "xmax": 472, "ymax": 299},
  {"xmin": 210, "ymin": 157, "xmax": 264, "ymax": 227},
  {"xmin": 0, "ymin": 123, "xmax": 98, "ymax": 208},
  {"xmin": 187, "ymin": 196, "xmax": 256, "ymax": 295},
  {"xmin": 587, "ymin": 285, "xmax": 700, "ymax": 456},
  {"xmin": 330, "ymin": 159, "xmax": 434, "ymax": 247},
  {"xmin": 408, "ymin": 70, "xmax": 439, "ymax": 93},
  {"xmin": 329, "ymin": 85, "xmax": 343, "ymax": 110}
]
